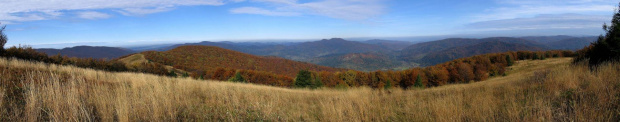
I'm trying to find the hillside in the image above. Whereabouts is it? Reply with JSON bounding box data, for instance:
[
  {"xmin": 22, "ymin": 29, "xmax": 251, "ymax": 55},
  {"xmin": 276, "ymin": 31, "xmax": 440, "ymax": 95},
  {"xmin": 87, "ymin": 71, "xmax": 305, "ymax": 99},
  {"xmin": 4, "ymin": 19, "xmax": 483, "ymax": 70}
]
[
  {"xmin": 519, "ymin": 35, "xmax": 575, "ymax": 43},
  {"xmin": 273, "ymin": 38, "xmax": 392, "ymax": 61},
  {"xmin": 400, "ymin": 37, "xmax": 547, "ymax": 61},
  {"xmin": 307, "ymin": 52, "xmax": 418, "ymax": 71},
  {"xmin": 1, "ymin": 56, "xmax": 617, "ymax": 121},
  {"xmin": 545, "ymin": 37, "xmax": 597, "ymax": 50},
  {"xmin": 518, "ymin": 35, "xmax": 598, "ymax": 50},
  {"xmin": 138, "ymin": 45, "xmax": 344, "ymax": 77},
  {"xmin": 417, "ymin": 41, "xmax": 545, "ymax": 65},
  {"xmin": 152, "ymin": 38, "xmax": 391, "ymax": 61},
  {"xmin": 361, "ymin": 39, "xmax": 414, "ymax": 50},
  {"xmin": 36, "ymin": 46, "xmax": 135, "ymax": 59},
  {"xmin": 157, "ymin": 41, "xmax": 244, "ymax": 51}
]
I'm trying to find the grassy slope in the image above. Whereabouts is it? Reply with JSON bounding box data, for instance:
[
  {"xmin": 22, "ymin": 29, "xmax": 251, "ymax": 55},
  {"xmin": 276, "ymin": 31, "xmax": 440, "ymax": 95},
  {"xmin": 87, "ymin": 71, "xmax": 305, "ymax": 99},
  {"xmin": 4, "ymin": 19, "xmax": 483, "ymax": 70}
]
[
  {"xmin": 0, "ymin": 57, "xmax": 618, "ymax": 121},
  {"xmin": 118, "ymin": 53, "xmax": 186, "ymax": 74}
]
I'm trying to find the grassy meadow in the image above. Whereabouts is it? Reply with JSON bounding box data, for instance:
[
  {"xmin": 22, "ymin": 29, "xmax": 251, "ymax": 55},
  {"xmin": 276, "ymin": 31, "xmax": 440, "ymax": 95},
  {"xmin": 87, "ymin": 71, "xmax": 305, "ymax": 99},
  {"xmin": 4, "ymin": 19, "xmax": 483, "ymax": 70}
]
[{"xmin": 0, "ymin": 57, "xmax": 618, "ymax": 121}]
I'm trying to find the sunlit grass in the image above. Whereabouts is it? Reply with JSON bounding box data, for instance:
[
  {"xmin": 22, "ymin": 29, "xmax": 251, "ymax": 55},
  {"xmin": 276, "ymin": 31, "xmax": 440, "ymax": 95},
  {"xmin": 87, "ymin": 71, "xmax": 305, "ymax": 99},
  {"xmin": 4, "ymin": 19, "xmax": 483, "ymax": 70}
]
[{"xmin": 0, "ymin": 57, "xmax": 617, "ymax": 121}]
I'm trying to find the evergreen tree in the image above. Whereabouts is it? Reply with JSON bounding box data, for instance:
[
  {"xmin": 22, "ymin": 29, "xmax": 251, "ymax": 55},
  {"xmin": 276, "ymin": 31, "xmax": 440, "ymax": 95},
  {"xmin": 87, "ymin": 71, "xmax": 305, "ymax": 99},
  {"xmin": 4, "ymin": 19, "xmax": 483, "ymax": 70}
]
[
  {"xmin": 575, "ymin": 3, "xmax": 620, "ymax": 66},
  {"xmin": 414, "ymin": 74, "xmax": 424, "ymax": 88},
  {"xmin": 168, "ymin": 71, "xmax": 177, "ymax": 77},
  {"xmin": 0, "ymin": 23, "xmax": 7, "ymax": 55},
  {"xmin": 384, "ymin": 80, "xmax": 392, "ymax": 90},
  {"xmin": 294, "ymin": 70, "xmax": 312, "ymax": 88},
  {"xmin": 228, "ymin": 72, "xmax": 246, "ymax": 83},
  {"xmin": 506, "ymin": 55, "xmax": 514, "ymax": 66}
]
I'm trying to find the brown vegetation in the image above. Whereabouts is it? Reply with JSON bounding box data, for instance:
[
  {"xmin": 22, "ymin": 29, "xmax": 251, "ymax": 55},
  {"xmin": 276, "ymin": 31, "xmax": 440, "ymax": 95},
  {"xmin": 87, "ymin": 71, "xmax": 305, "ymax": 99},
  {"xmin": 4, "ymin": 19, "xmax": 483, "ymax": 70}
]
[
  {"xmin": 0, "ymin": 57, "xmax": 618, "ymax": 121},
  {"xmin": 141, "ymin": 45, "xmax": 575, "ymax": 89},
  {"xmin": 1, "ymin": 46, "xmax": 170, "ymax": 76},
  {"xmin": 140, "ymin": 45, "xmax": 344, "ymax": 77}
]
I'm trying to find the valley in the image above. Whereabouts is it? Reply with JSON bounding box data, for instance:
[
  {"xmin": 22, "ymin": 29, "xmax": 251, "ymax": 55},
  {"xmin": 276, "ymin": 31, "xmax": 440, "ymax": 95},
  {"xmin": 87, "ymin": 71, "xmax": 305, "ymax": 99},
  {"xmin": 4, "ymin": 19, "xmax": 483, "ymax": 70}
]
[{"xmin": 35, "ymin": 36, "xmax": 597, "ymax": 71}]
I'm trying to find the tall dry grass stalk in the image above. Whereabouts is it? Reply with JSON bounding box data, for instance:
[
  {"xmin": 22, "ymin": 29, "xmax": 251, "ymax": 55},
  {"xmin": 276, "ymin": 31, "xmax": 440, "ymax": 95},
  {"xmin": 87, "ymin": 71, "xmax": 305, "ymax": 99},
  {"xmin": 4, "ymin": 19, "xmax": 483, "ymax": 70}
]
[{"xmin": 0, "ymin": 57, "xmax": 618, "ymax": 121}]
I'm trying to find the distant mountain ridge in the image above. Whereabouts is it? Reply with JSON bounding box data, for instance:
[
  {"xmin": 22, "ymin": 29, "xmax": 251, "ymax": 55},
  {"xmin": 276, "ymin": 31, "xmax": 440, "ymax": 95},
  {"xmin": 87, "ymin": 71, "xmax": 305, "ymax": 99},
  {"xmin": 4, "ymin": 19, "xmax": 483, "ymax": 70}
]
[
  {"xmin": 155, "ymin": 38, "xmax": 396, "ymax": 61},
  {"xmin": 361, "ymin": 39, "xmax": 414, "ymax": 50},
  {"xmin": 399, "ymin": 37, "xmax": 549, "ymax": 62},
  {"xmin": 36, "ymin": 46, "xmax": 135, "ymax": 59},
  {"xmin": 519, "ymin": 35, "xmax": 576, "ymax": 44},
  {"xmin": 519, "ymin": 36, "xmax": 597, "ymax": 50},
  {"xmin": 307, "ymin": 52, "xmax": 418, "ymax": 71},
  {"xmin": 277, "ymin": 38, "xmax": 392, "ymax": 60},
  {"xmin": 35, "ymin": 35, "xmax": 595, "ymax": 71},
  {"xmin": 417, "ymin": 41, "xmax": 545, "ymax": 65},
  {"xmin": 544, "ymin": 37, "xmax": 597, "ymax": 50}
]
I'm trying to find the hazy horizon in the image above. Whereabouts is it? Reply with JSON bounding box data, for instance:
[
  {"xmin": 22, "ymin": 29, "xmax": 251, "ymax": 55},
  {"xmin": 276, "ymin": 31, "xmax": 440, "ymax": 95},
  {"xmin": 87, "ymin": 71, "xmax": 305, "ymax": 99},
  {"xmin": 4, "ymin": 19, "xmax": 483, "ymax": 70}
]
[
  {"xmin": 1, "ymin": 0, "xmax": 616, "ymax": 48},
  {"xmin": 20, "ymin": 34, "xmax": 600, "ymax": 49}
]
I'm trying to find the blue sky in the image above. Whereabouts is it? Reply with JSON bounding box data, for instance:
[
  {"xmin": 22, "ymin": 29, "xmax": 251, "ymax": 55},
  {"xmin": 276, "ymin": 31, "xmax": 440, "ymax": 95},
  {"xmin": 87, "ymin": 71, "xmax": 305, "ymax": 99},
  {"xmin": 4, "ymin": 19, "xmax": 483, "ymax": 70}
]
[{"xmin": 0, "ymin": 0, "xmax": 617, "ymax": 48}]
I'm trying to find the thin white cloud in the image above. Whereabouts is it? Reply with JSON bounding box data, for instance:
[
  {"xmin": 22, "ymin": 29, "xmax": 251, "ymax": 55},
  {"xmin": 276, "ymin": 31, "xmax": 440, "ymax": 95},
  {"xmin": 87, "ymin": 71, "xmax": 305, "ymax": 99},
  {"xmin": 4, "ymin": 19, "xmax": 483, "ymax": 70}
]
[
  {"xmin": 467, "ymin": 14, "xmax": 610, "ymax": 31},
  {"xmin": 117, "ymin": 7, "xmax": 176, "ymax": 16},
  {"xmin": 230, "ymin": 0, "xmax": 386, "ymax": 20},
  {"xmin": 229, "ymin": 0, "xmax": 246, "ymax": 2},
  {"xmin": 463, "ymin": 0, "xmax": 616, "ymax": 35},
  {"xmin": 77, "ymin": 11, "xmax": 112, "ymax": 20},
  {"xmin": 298, "ymin": 0, "xmax": 385, "ymax": 20},
  {"xmin": 0, "ymin": 0, "xmax": 228, "ymax": 23},
  {"xmin": 474, "ymin": 0, "xmax": 616, "ymax": 22},
  {"xmin": 231, "ymin": 7, "xmax": 300, "ymax": 16}
]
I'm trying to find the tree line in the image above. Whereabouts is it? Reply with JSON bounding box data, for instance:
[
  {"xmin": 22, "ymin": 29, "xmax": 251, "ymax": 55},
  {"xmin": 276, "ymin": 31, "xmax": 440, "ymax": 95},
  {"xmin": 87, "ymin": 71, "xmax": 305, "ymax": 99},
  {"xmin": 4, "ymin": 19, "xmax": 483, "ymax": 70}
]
[
  {"xmin": 574, "ymin": 2, "xmax": 620, "ymax": 67},
  {"xmin": 290, "ymin": 50, "xmax": 573, "ymax": 89},
  {"xmin": 196, "ymin": 50, "xmax": 573, "ymax": 89}
]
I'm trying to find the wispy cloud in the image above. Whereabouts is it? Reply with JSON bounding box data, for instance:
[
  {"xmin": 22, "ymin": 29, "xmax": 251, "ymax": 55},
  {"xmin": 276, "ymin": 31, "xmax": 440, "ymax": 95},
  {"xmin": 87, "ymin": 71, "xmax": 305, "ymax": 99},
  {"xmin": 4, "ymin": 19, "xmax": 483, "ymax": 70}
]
[
  {"xmin": 231, "ymin": 7, "xmax": 300, "ymax": 16},
  {"xmin": 0, "ymin": 0, "xmax": 228, "ymax": 23},
  {"xmin": 464, "ymin": 0, "xmax": 616, "ymax": 34},
  {"xmin": 467, "ymin": 14, "xmax": 610, "ymax": 31},
  {"xmin": 0, "ymin": 0, "xmax": 386, "ymax": 23},
  {"xmin": 474, "ymin": 0, "xmax": 616, "ymax": 22},
  {"xmin": 117, "ymin": 7, "xmax": 176, "ymax": 16},
  {"xmin": 77, "ymin": 11, "xmax": 112, "ymax": 20},
  {"xmin": 230, "ymin": 0, "xmax": 386, "ymax": 20}
]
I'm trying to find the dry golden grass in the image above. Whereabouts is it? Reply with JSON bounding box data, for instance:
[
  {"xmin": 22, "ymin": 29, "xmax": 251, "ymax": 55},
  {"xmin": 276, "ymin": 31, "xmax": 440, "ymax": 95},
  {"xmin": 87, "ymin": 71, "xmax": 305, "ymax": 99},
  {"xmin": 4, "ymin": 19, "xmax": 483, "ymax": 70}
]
[
  {"xmin": 119, "ymin": 53, "xmax": 186, "ymax": 74},
  {"xmin": 0, "ymin": 57, "xmax": 618, "ymax": 121},
  {"xmin": 118, "ymin": 53, "xmax": 148, "ymax": 67}
]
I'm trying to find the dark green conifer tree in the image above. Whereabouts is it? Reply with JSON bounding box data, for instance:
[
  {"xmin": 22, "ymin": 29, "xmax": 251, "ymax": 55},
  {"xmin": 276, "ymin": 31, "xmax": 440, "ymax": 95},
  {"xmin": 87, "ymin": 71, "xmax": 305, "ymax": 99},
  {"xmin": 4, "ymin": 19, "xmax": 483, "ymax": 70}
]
[
  {"xmin": 575, "ymin": 3, "xmax": 620, "ymax": 66},
  {"xmin": 414, "ymin": 74, "xmax": 424, "ymax": 88}
]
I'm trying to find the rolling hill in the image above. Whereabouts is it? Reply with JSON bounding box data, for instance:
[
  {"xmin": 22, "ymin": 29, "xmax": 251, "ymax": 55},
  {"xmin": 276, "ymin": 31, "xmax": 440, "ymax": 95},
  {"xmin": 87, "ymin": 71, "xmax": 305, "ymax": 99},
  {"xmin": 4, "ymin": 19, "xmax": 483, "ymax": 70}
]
[
  {"xmin": 418, "ymin": 41, "xmax": 545, "ymax": 65},
  {"xmin": 275, "ymin": 38, "xmax": 392, "ymax": 61},
  {"xmin": 519, "ymin": 35, "xmax": 576, "ymax": 43},
  {"xmin": 361, "ymin": 39, "xmax": 414, "ymax": 50},
  {"xmin": 400, "ymin": 37, "xmax": 550, "ymax": 66},
  {"xmin": 307, "ymin": 52, "xmax": 417, "ymax": 71},
  {"xmin": 151, "ymin": 38, "xmax": 390, "ymax": 61},
  {"xmin": 518, "ymin": 35, "xmax": 597, "ymax": 50},
  {"xmin": 36, "ymin": 46, "xmax": 135, "ymax": 59},
  {"xmin": 157, "ymin": 41, "xmax": 244, "ymax": 51},
  {"xmin": 137, "ymin": 45, "xmax": 344, "ymax": 77},
  {"xmin": 544, "ymin": 36, "xmax": 597, "ymax": 50}
]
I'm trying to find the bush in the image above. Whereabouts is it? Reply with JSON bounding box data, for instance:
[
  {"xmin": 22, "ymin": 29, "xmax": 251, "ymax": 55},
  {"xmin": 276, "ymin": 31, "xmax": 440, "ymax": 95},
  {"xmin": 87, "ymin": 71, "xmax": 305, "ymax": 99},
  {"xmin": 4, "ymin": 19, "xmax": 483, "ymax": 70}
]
[
  {"xmin": 228, "ymin": 72, "xmax": 246, "ymax": 83},
  {"xmin": 294, "ymin": 70, "xmax": 312, "ymax": 88}
]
